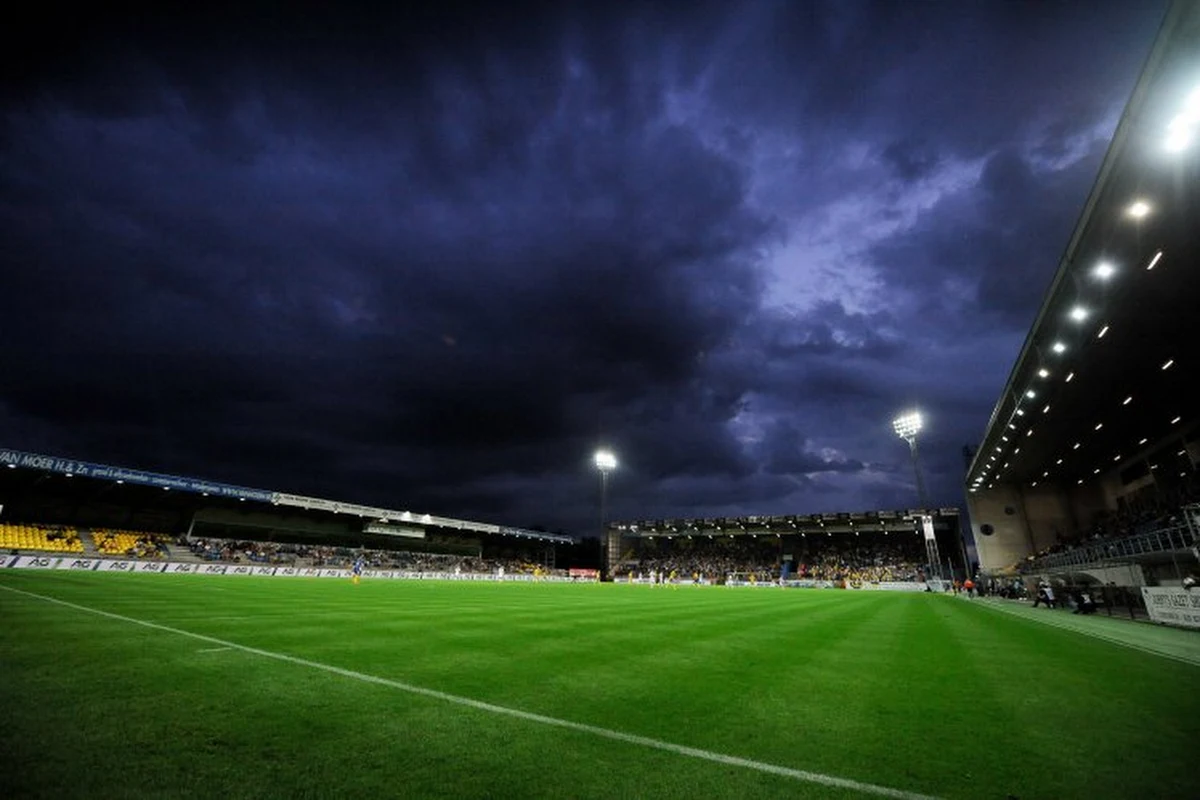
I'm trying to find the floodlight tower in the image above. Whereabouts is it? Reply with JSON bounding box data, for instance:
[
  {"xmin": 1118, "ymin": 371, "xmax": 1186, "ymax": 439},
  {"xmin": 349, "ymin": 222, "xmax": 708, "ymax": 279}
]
[
  {"xmin": 594, "ymin": 449, "xmax": 617, "ymax": 578},
  {"xmin": 892, "ymin": 411, "xmax": 942, "ymax": 580}
]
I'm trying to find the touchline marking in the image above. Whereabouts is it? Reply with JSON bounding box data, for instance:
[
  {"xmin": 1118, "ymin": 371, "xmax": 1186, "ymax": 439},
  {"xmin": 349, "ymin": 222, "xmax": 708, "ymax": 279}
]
[
  {"xmin": 0, "ymin": 585, "xmax": 936, "ymax": 800},
  {"xmin": 198, "ymin": 646, "xmax": 232, "ymax": 653},
  {"xmin": 976, "ymin": 599, "xmax": 1200, "ymax": 668}
]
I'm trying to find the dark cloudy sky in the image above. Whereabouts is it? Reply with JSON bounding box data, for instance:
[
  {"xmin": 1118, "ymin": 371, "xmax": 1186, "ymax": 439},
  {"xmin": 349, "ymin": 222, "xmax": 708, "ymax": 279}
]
[{"xmin": 0, "ymin": 1, "xmax": 1167, "ymax": 534}]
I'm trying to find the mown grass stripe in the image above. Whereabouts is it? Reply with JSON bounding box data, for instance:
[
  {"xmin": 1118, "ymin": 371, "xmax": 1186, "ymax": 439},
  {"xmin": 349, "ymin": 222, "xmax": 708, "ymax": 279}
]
[{"xmin": 0, "ymin": 583, "xmax": 940, "ymax": 800}]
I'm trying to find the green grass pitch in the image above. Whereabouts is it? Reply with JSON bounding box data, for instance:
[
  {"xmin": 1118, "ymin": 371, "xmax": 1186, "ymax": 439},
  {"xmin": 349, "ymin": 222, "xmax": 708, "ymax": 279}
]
[{"xmin": 1, "ymin": 572, "xmax": 1196, "ymax": 799}]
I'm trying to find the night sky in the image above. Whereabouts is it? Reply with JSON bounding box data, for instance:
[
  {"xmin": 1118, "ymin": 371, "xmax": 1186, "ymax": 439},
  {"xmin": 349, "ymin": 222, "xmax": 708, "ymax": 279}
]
[{"xmin": 0, "ymin": 1, "xmax": 1168, "ymax": 535}]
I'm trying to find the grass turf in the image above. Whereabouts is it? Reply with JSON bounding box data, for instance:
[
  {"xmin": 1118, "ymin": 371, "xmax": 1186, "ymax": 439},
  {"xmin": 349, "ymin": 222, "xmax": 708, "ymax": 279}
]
[{"xmin": 1, "ymin": 572, "xmax": 1196, "ymax": 799}]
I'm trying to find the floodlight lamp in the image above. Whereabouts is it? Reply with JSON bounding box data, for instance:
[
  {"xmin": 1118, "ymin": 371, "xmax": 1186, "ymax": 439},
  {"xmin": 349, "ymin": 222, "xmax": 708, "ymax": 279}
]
[
  {"xmin": 1127, "ymin": 200, "xmax": 1152, "ymax": 219},
  {"xmin": 594, "ymin": 449, "xmax": 617, "ymax": 471},
  {"xmin": 891, "ymin": 411, "xmax": 923, "ymax": 440},
  {"xmin": 1052, "ymin": 342, "xmax": 1066, "ymax": 354},
  {"xmin": 1093, "ymin": 262, "xmax": 1114, "ymax": 280},
  {"xmin": 1165, "ymin": 95, "xmax": 1200, "ymax": 152},
  {"xmin": 1165, "ymin": 127, "xmax": 1192, "ymax": 152},
  {"xmin": 1069, "ymin": 306, "xmax": 1087, "ymax": 322},
  {"xmin": 1037, "ymin": 368, "xmax": 1049, "ymax": 378}
]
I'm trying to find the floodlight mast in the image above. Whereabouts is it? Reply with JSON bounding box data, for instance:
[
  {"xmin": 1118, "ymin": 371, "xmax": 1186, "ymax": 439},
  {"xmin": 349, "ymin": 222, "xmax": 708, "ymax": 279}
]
[
  {"xmin": 892, "ymin": 411, "xmax": 942, "ymax": 581},
  {"xmin": 891, "ymin": 412, "xmax": 929, "ymax": 508},
  {"xmin": 594, "ymin": 450, "xmax": 617, "ymax": 578}
]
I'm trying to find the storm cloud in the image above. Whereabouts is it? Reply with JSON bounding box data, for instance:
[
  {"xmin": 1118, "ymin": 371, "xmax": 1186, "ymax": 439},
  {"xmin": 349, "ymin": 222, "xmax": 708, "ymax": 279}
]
[{"xmin": 0, "ymin": 1, "xmax": 1167, "ymax": 533}]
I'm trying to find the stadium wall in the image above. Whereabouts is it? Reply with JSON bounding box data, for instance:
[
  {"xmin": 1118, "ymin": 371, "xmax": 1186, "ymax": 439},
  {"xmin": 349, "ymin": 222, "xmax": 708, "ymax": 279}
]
[
  {"xmin": 971, "ymin": 481, "xmax": 1119, "ymax": 571},
  {"xmin": 969, "ymin": 486, "xmax": 1035, "ymax": 571}
]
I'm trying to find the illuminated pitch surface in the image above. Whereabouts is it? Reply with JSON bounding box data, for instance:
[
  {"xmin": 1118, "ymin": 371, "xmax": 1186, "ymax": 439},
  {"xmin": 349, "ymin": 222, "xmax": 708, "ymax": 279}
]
[{"xmin": 1, "ymin": 573, "xmax": 1196, "ymax": 799}]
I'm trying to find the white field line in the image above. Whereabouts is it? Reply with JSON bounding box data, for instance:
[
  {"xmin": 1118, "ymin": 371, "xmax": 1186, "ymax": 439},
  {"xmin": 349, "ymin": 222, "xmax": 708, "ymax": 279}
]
[
  {"xmin": 0, "ymin": 584, "xmax": 938, "ymax": 800},
  {"xmin": 197, "ymin": 646, "xmax": 232, "ymax": 653},
  {"xmin": 976, "ymin": 599, "xmax": 1200, "ymax": 668}
]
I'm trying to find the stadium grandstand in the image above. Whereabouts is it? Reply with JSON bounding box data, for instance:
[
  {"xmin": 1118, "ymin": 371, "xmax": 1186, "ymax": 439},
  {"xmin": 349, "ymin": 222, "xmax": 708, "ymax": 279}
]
[
  {"xmin": 965, "ymin": 2, "xmax": 1200, "ymax": 622},
  {"xmin": 606, "ymin": 509, "xmax": 964, "ymax": 587},
  {"xmin": 0, "ymin": 446, "xmax": 585, "ymax": 577}
]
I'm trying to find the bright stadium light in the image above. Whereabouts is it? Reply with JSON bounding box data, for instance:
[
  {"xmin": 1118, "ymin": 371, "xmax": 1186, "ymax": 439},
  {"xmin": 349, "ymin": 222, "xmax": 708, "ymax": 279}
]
[
  {"xmin": 594, "ymin": 450, "xmax": 617, "ymax": 472},
  {"xmin": 892, "ymin": 411, "xmax": 923, "ymax": 441},
  {"xmin": 1069, "ymin": 306, "xmax": 1088, "ymax": 322},
  {"xmin": 1052, "ymin": 341, "xmax": 1066, "ymax": 354},
  {"xmin": 1165, "ymin": 87, "xmax": 1200, "ymax": 152},
  {"xmin": 1093, "ymin": 262, "xmax": 1115, "ymax": 280},
  {"xmin": 1126, "ymin": 200, "xmax": 1152, "ymax": 219},
  {"xmin": 1166, "ymin": 120, "xmax": 1193, "ymax": 152}
]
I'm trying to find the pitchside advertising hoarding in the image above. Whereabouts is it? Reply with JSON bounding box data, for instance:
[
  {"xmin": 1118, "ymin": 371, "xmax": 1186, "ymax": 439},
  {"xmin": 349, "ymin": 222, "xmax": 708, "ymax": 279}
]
[
  {"xmin": 0, "ymin": 557, "xmax": 940, "ymax": 590},
  {"xmin": 0, "ymin": 556, "xmax": 571, "ymax": 582},
  {"xmin": 1141, "ymin": 587, "xmax": 1200, "ymax": 629}
]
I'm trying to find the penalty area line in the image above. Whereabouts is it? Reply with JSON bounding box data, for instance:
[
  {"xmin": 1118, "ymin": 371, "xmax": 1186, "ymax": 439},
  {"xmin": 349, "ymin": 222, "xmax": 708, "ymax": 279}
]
[{"xmin": 0, "ymin": 584, "xmax": 939, "ymax": 800}]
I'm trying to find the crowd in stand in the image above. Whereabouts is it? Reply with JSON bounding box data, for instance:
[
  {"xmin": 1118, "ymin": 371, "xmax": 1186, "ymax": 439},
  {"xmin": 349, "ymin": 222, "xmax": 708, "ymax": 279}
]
[
  {"xmin": 95, "ymin": 529, "xmax": 169, "ymax": 558},
  {"xmin": 612, "ymin": 534, "xmax": 927, "ymax": 584},
  {"xmin": 182, "ymin": 536, "xmax": 562, "ymax": 575},
  {"xmin": 798, "ymin": 541, "xmax": 924, "ymax": 583},
  {"xmin": 186, "ymin": 538, "xmax": 295, "ymax": 564},
  {"xmin": 1014, "ymin": 490, "xmax": 1199, "ymax": 573}
]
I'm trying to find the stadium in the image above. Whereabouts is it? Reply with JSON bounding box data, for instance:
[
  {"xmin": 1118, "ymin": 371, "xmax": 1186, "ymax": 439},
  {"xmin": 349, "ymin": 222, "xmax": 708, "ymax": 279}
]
[{"xmin": 3, "ymin": 4, "xmax": 1200, "ymax": 800}]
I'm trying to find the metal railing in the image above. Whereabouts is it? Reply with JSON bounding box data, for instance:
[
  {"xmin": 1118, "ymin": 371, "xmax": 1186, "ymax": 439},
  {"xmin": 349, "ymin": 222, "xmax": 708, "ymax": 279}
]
[{"xmin": 1022, "ymin": 508, "xmax": 1199, "ymax": 574}]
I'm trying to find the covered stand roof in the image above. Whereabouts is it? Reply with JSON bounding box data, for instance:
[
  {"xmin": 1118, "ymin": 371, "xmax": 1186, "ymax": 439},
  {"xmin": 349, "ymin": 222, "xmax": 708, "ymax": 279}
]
[{"xmin": 967, "ymin": 1, "xmax": 1200, "ymax": 492}]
